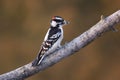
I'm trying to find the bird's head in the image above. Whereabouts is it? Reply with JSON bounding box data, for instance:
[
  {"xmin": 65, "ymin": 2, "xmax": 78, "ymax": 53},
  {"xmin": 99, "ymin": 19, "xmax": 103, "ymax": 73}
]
[{"xmin": 50, "ymin": 16, "xmax": 69, "ymax": 27}]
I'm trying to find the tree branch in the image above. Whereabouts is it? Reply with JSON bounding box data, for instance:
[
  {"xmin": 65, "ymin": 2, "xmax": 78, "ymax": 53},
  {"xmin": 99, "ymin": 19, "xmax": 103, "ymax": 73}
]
[{"xmin": 0, "ymin": 10, "xmax": 120, "ymax": 80}]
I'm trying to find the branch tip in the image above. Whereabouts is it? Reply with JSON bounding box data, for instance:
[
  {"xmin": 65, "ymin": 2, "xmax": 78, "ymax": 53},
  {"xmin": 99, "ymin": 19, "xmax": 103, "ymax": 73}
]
[{"xmin": 101, "ymin": 15, "xmax": 105, "ymax": 20}]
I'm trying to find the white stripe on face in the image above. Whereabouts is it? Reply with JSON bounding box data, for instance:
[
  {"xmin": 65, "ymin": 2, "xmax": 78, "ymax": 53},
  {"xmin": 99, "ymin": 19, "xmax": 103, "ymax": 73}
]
[
  {"xmin": 56, "ymin": 17, "xmax": 62, "ymax": 20},
  {"xmin": 51, "ymin": 21, "xmax": 57, "ymax": 27}
]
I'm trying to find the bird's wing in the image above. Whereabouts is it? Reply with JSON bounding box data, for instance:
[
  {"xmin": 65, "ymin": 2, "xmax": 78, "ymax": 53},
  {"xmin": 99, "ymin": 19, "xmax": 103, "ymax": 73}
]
[{"xmin": 33, "ymin": 28, "xmax": 61, "ymax": 65}]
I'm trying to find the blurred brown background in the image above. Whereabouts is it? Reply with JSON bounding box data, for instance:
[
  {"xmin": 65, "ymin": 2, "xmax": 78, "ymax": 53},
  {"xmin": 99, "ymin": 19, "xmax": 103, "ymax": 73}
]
[{"xmin": 0, "ymin": 0, "xmax": 120, "ymax": 80}]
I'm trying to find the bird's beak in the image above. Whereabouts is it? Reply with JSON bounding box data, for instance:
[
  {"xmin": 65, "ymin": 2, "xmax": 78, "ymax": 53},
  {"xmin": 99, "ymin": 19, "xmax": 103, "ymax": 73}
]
[{"xmin": 64, "ymin": 20, "xmax": 70, "ymax": 25}]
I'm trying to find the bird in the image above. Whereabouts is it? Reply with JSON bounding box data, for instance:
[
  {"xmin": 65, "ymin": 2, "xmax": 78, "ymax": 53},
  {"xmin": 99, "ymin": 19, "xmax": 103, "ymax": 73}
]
[{"xmin": 32, "ymin": 16, "xmax": 69, "ymax": 66}]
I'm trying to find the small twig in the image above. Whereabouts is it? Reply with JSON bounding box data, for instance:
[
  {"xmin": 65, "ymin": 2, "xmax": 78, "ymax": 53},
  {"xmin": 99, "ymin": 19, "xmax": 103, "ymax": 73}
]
[{"xmin": 0, "ymin": 10, "xmax": 120, "ymax": 80}]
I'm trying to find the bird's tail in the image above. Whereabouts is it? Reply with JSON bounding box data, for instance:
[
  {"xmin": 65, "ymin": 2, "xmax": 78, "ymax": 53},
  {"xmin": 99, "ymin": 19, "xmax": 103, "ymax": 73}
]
[
  {"xmin": 32, "ymin": 51, "xmax": 45, "ymax": 66},
  {"xmin": 32, "ymin": 58, "xmax": 39, "ymax": 66}
]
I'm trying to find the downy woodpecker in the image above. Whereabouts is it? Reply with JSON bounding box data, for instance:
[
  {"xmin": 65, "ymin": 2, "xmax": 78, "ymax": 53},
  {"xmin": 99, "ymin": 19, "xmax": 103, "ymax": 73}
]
[{"xmin": 32, "ymin": 16, "xmax": 69, "ymax": 66}]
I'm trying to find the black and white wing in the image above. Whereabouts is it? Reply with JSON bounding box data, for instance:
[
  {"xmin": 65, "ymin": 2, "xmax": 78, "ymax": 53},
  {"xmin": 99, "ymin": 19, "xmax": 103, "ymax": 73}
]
[{"xmin": 32, "ymin": 27, "xmax": 62, "ymax": 66}]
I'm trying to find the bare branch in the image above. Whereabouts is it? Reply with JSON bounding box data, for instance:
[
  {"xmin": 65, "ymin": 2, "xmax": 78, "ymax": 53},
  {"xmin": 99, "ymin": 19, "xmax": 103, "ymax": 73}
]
[{"xmin": 0, "ymin": 10, "xmax": 120, "ymax": 80}]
